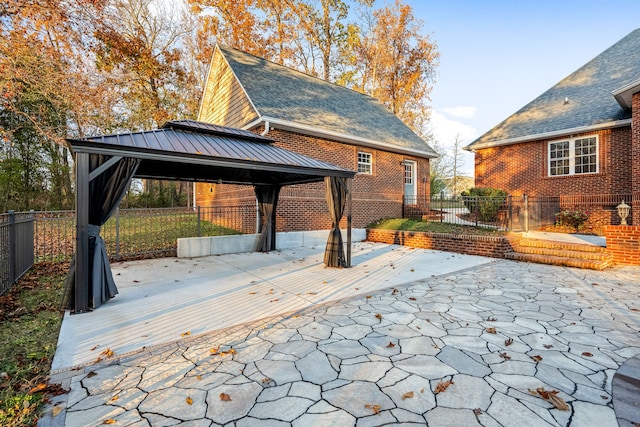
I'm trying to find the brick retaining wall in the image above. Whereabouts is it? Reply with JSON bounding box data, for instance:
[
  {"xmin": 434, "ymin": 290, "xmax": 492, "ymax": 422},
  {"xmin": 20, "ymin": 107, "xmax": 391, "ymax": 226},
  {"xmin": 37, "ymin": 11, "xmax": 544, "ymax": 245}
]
[
  {"xmin": 366, "ymin": 228, "xmax": 519, "ymax": 259},
  {"xmin": 603, "ymin": 225, "xmax": 640, "ymax": 265}
]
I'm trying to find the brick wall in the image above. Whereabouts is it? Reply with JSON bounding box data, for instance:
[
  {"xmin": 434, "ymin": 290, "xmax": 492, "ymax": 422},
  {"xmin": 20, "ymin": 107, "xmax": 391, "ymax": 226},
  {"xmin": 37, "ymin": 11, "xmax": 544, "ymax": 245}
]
[
  {"xmin": 632, "ymin": 93, "xmax": 640, "ymax": 225},
  {"xmin": 474, "ymin": 128, "xmax": 633, "ymax": 197},
  {"xmin": 196, "ymin": 128, "xmax": 431, "ymax": 231},
  {"xmin": 604, "ymin": 225, "xmax": 640, "ymax": 265},
  {"xmin": 366, "ymin": 228, "xmax": 518, "ymax": 259}
]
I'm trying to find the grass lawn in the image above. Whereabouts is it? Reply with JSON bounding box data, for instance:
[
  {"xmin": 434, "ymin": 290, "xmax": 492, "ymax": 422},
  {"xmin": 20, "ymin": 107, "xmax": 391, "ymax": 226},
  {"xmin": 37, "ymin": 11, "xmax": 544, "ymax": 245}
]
[
  {"xmin": 0, "ymin": 264, "xmax": 66, "ymax": 427},
  {"xmin": 368, "ymin": 218, "xmax": 505, "ymax": 236}
]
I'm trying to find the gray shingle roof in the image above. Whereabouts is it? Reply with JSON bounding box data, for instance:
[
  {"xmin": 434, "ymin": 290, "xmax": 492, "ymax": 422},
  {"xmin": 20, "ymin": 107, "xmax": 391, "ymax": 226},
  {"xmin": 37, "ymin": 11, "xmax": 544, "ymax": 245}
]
[
  {"xmin": 218, "ymin": 45, "xmax": 438, "ymax": 158},
  {"xmin": 467, "ymin": 28, "xmax": 640, "ymax": 150}
]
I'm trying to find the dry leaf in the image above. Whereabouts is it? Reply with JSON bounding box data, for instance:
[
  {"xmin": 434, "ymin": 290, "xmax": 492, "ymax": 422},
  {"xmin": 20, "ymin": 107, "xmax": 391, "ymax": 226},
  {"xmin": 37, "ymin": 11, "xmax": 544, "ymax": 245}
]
[
  {"xmin": 530, "ymin": 355, "xmax": 543, "ymax": 362},
  {"xmin": 90, "ymin": 345, "xmax": 99, "ymax": 351},
  {"xmin": 630, "ymin": 308, "xmax": 640, "ymax": 312},
  {"xmin": 386, "ymin": 342, "xmax": 396, "ymax": 348},
  {"xmin": 270, "ymin": 299, "xmax": 279, "ymax": 302},
  {"xmin": 210, "ymin": 347, "xmax": 219, "ymax": 355},
  {"xmin": 249, "ymin": 292, "xmax": 256, "ymax": 295},
  {"xmin": 186, "ymin": 396, "xmax": 193, "ymax": 405},
  {"xmin": 435, "ymin": 380, "xmax": 454, "ymax": 393},
  {"xmin": 499, "ymin": 352, "xmax": 511, "ymax": 360},
  {"xmin": 94, "ymin": 357, "xmax": 103, "ymax": 363},
  {"xmin": 219, "ymin": 393, "xmax": 232, "ymax": 401},
  {"xmin": 196, "ymin": 375, "xmax": 202, "ymax": 380},
  {"xmin": 364, "ymin": 403, "xmax": 381, "ymax": 414},
  {"xmin": 101, "ymin": 349, "xmax": 115, "ymax": 357},
  {"xmin": 220, "ymin": 348, "xmax": 237, "ymax": 356},
  {"xmin": 103, "ymin": 420, "xmax": 116, "ymax": 425},
  {"xmin": 529, "ymin": 387, "xmax": 569, "ymax": 411},
  {"xmin": 28, "ymin": 383, "xmax": 47, "ymax": 394},
  {"xmin": 473, "ymin": 408, "xmax": 483, "ymax": 415},
  {"xmin": 109, "ymin": 395, "xmax": 119, "ymax": 403},
  {"xmin": 409, "ymin": 297, "xmax": 417, "ymax": 301},
  {"xmin": 52, "ymin": 406, "xmax": 63, "ymax": 417},
  {"xmin": 392, "ymin": 288, "xmax": 398, "ymax": 295},
  {"xmin": 261, "ymin": 377, "xmax": 273, "ymax": 384},
  {"xmin": 375, "ymin": 313, "xmax": 383, "ymax": 320},
  {"xmin": 581, "ymin": 352, "xmax": 593, "ymax": 357},
  {"xmin": 485, "ymin": 327, "xmax": 497, "ymax": 334},
  {"xmin": 181, "ymin": 331, "xmax": 191, "ymax": 337},
  {"xmin": 401, "ymin": 391, "xmax": 414, "ymax": 400},
  {"xmin": 86, "ymin": 371, "xmax": 97, "ymax": 378},
  {"xmin": 410, "ymin": 268, "xmax": 415, "ymax": 272},
  {"xmin": 366, "ymin": 295, "xmax": 372, "ymax": 299},
  {"xmin": 505, "ymin": 338, "xmax": 513, "ymax": 346},
  {"xmin": 486, "ymin": 316, "xmax": 497, "ymax": 321},
  {"xmin": 543, "ymin": 344, "xmax": 553, "ymax": 349}
]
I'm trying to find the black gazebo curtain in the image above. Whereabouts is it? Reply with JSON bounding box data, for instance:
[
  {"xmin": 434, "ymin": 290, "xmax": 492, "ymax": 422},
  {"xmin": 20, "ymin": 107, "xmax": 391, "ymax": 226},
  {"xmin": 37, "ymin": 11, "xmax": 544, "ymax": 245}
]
[
  {"xmin": 64, "ymin": 155, "xmax": 140, "ymax": 310},
  {"xmin": 324, "ymin": 176, "xmax": 347, "ymax": 267},
  {"xmin": 255, "ymin": 184, "xmax": 281, "ymax": 252}
]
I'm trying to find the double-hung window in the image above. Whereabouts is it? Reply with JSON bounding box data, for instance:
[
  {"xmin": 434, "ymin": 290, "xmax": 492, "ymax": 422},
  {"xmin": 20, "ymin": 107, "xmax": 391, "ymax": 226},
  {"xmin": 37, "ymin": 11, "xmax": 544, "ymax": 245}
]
[
  {"xmin": 357, "ymin": 152, "xmax": 372, "ymax": 174},
  {"xmin": 548, "ymin": 136, "xmax": 598, "ymax": 176}
]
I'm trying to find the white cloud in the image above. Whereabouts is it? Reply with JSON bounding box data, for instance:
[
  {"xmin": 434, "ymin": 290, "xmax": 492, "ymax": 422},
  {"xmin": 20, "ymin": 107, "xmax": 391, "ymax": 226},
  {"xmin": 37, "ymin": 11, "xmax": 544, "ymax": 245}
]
[
  {"xmin": 441, "ymin": 106, "xmax": 478, "ymax": 119},
  {"xmin": 429, "ymin": 109, "xmax": 477, "ymax": 146}
]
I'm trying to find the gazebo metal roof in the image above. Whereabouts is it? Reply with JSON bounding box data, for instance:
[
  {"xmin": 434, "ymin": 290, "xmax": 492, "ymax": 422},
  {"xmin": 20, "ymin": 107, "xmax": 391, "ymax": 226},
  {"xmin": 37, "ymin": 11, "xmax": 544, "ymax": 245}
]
[{"xmin": 68, "ymin": 120, "xmax": 355, "ymax": 185}]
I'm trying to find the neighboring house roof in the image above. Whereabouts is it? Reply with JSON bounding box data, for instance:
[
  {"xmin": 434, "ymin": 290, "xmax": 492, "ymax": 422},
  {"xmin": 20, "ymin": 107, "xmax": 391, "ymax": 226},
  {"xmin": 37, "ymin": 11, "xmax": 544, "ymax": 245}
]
[
  {"xmin": 466, "ymin": 28, "xmax": 640, "ymax": 151},
  {"xmin": 199, "ymin": 45, "xmax": 438, "ymax": 159},
  {"xmin": 67, "ymin": 120, "xmax": 355, "ymax": 186}
]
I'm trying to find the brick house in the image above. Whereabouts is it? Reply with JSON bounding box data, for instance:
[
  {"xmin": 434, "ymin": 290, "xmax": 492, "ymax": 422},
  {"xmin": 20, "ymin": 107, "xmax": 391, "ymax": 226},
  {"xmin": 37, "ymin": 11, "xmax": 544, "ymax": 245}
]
[
  {"xmin": 465, "ymin": 28, "xmax": 640, "ymax": 226},
  {"xmin": 195, "ymin": 45, "xmax": 438, "ymax": 231}
]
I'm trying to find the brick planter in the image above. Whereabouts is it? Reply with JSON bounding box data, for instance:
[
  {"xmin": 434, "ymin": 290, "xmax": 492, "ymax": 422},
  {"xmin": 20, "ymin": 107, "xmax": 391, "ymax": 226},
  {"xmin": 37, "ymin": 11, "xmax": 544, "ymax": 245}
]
[
  {"xmin": 604, "ymin": 225, "xmax": 640, "ymax": 265},
  {"xmin": 366, "ymin": 228, "xmax": 518, "ymax": 259}
]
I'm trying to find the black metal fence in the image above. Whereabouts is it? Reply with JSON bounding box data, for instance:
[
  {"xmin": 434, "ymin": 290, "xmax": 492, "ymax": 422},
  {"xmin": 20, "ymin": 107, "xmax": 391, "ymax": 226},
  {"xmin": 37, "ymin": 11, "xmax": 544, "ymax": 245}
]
[{"xmin": 0, "ymin": 211, "xmax": 35, "ymax": 295}]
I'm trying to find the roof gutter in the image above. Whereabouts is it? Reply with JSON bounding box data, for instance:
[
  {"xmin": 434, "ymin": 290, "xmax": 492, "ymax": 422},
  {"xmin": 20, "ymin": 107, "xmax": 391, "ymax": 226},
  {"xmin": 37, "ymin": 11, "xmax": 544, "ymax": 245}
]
[
  {"xmin": 243, "ymin": 116, "xmax": 439, "ymax": 159},
  {"xmin": 612, "ymin": 78, "xmax": 640, "ymax": 109},
  {"xmin": 464, "ymin": 118, "xmax": 632, "ymax": 152}
]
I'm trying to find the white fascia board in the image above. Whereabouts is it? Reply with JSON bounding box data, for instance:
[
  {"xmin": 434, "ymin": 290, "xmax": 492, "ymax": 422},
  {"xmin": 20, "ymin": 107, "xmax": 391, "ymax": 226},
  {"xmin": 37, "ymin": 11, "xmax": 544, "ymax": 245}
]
[
  {"xmin": 464, "ymin": 119, "xmax": 632, "ymax": 152},
  {"xmin": 242, "ymin": 116, "xmax": 439, "ymax": 159},
  {"xmin": 612, "ymin": 78, "xmax": 640, "ymax": 109}
]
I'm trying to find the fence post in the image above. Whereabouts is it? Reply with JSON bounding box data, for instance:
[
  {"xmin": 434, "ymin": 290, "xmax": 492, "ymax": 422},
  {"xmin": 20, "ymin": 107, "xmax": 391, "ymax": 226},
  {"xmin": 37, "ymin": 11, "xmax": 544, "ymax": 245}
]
[
  {"xmin": 523, "ymin": 194, "xmax": 529, "ymax": 232},
  {"xmin": 475, "ymin": 197, "xmax": 479, "ymax": 227},
  {"xmin": 440, "ymin": 191, "xmax": 444, "ymax": 223},
  {"xmin": 115, "ymin": 207, "xmax": 121, "ymax": 261},
  {"xmin": 197, "ymin": 206, "xmax": 201, "ymax": 237},
  {"xmin": 8, "ymin": 210, "xmax": 15, "ymax": 284},
  {"xmin": 508, "ymin": 196, "xmax": 513, "ymax": 231}
]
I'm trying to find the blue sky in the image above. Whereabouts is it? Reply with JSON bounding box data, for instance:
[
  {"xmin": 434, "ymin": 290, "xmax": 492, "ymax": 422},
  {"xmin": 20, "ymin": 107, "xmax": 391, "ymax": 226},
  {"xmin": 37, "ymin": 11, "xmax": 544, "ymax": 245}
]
[{"xmin": 401, "ymin": 0, "xmax": 640, "ymax": 175}]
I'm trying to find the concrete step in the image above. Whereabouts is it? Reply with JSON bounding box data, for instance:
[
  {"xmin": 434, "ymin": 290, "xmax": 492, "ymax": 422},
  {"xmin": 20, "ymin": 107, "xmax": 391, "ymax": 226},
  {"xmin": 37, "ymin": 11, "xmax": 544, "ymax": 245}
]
[{"xmin": 505, "ymin": 251, "xmax": 614, "ymax": 270}]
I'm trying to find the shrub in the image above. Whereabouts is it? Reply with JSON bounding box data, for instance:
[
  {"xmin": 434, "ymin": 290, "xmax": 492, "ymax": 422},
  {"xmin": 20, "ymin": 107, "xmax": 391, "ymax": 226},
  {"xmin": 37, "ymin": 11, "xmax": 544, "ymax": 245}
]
[
  {"xmin": 461, "ymin": 188, "xmax": 508, "ymax": 222},
  {"xmin": 555, "ymin": 209, "xmax": 589, "ymax": 232}
]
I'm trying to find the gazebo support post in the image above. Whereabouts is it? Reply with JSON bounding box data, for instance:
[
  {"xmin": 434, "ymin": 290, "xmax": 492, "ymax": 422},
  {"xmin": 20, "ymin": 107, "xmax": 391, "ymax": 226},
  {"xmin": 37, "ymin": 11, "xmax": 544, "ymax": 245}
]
[
  {"xmin": 75, "ymin": 152, "xmax": 90, "ymax": 313},
  {"xmin": 346, "ymin": 177, "xmax": 352, "ymax": 267}
]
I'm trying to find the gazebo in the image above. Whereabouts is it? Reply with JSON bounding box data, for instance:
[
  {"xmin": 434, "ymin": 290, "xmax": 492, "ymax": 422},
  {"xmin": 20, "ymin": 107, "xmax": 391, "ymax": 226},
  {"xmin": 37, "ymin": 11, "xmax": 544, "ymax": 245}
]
[{"xmin": 66, "ymin": 120, "xmax": 356, "ymax": 313}]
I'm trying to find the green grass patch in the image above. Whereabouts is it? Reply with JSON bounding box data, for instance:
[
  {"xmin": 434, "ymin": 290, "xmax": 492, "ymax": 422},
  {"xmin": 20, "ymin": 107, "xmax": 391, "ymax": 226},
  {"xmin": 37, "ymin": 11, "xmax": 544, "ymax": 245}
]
[
  {"xmin": 367, "ymin": 218, "xmax": 504, "ymax": 236},
  {"xmin": 0, "ymin": 263, "xmax": 66, "ymax": 427}
]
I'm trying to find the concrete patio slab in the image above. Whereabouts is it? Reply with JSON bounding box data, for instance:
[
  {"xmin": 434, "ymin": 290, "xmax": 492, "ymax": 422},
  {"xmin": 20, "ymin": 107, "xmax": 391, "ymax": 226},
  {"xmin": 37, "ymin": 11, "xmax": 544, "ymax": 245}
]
[{"xmin": 52, "ymin": 242, "xmax": 495, "ymax": 371}]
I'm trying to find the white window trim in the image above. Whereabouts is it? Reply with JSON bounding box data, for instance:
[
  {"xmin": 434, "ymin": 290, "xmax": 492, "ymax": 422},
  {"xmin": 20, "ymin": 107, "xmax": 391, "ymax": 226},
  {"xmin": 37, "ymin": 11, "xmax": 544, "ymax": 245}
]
[
  {"xmin": 547, "ymin": 135, "xmax": 599, "ymax": 177},
  {"xmin": 357, "ymin": 151, "xmax": 372, "ymax": 175}
]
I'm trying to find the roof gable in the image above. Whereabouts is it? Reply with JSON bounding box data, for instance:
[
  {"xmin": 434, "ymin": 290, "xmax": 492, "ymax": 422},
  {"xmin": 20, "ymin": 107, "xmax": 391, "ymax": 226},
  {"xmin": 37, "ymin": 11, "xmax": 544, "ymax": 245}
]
[
  {"xmin": 468, "ymin": 28, "xmax": 640, "ymax": 150},
  {"xmin": 202, "ymin": 45, "xmax": 437, "ymax": 158}
]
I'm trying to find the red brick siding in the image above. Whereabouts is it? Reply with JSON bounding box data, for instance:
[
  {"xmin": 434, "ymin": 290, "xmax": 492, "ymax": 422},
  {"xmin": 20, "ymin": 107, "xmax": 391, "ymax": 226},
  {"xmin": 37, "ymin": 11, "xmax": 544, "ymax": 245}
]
[
  {"xmin": 196, "ymin": 128, "xmax": 431, "ymax": 230},
  {"xmin": 604, "ymin": 225, "xmax": 640, "ymax": 265},
  {"xmin": 474, "ymin": 128, "xmax": 632, "ymax": 197},
  {"xmin": 632, "ymin": 93, "xmax": 640, "ymax": 225},
  {"xmin": 366, "ymin": 228, "xmax": 518, "ymax": 259}
]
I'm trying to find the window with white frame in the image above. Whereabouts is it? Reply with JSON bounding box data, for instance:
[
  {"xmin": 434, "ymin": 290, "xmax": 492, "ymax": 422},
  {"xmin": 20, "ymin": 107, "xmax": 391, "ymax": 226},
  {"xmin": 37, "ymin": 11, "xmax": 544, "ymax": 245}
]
[
  {"xmin": 357, "ymin": 152, "xmax": 372, "ymax": 174},
  {"xmin": 548, "ymin": 136, "xmax": 598, "ymax": 176}
]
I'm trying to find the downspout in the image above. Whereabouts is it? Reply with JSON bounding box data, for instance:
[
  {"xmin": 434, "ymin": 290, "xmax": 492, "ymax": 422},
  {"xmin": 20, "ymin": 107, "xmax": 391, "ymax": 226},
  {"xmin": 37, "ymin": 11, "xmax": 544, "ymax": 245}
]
[{"xmin": 261, "ymin": 120, "xmax": 270, "ymax": 136}]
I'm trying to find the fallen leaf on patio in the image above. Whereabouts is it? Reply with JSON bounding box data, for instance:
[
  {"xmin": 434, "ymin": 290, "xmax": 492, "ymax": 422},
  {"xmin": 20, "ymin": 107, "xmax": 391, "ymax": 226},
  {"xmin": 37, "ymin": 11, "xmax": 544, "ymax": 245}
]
[
  {"xmin": 543, "ymin": 344, "xmax": 553, "ymax": 349},
  {"xmin": 435, "ymin": 380, "xmax": 454, "ymax": 394},
  {"xmin": 181, "ymin": 331, "xmax": 191, "ymax": 337},
  {"xmin": 409, "ymin": 297, "xmax": 416, "ymax": 301},
  {"xmin": 261, "ymin": 377, "xmax": 274, "ymax": 384},
  {"xmin": 109, "ymin": 395, "xmax": 119, "ymax": 402},
  {"xmin": 581, "ymin": 352, "xmax": 593, "ymax": 357},
  {"xmin": 86, "ymin": 371, "xmax": 97, "ymax": 378},
  {"xmin": 364, "ymin": 403, "xmax": 381, "ymax": 414},
  {"xmin": 103, "ymin": 420, "xmax": 116, "ymax": 425},
  {"xmin": 486, "ymin": 316, "xmax": 497, "ymax": 321},
  {"xmin": 196, "ymin": 375, "xmax": 202, "ymax": 380},
  {"xmin": 249, "ymin": 292, "xmax": 256, "ymax": 295},
  {"xmin": 392, "ymin": 288, "xmax": 398, "ymax": 295},
  {"xmin": 308, "ymin": 292, "xmax": 317, "ymax": 295},
  {"xmin": 220, "ymin": 348, "xmax": 237, "ymax": 356},
  {"xmin": 132, "ymin": 280, "xmax": 139, "ymax": 283},
  {"xmin": 601, "ymin": 395, "xmax": 608, "ymax": 400},
  {"xmin": 630, "ymin": 308, "xmax": 640, "ymax": 312},
  {"xmin": 366, "ymin": 295, "xmax": 372, "ymax": 299},
  {"xmin": 529, "ymin": 387, "xmax": 569, "ymax": 411},
  {"xmin": 485, "ymin": 327, "xmax": 497, "ymax": 334},
  {"xmin": 270, "ymin": 299, "xmax": 279, "ymax": 302},
  {"xmin": 52, "ymin": 406, "xmax": 63, "ymax": 417},
  {"xmin": 28, "ymin": 383, "xmax": 47, "ymax": 394},
  {"xmin": 473, "ymin": 408, "xmax": 482, "ymax": 415},
  {"xmin": 420, "ymin": 388, "xmax": 425, "ymax": 393},
  {"xmin": 499, "ymin": 352, "xmax": 511, "ymax": 360},
  {"xmin": 401, "ymin": 391, "xmax": 414, "ymax": 400},
  {"xmin": 186, "ymin": 396, "xmax": 193, "ymax": 405},
  {"xmin": 322, "ymin": 281, "xmax": 328, "ymax": 284},
  {"xmin": 101, "ymin": 349, "xmax": 115, "ymax": 357},
  {"xmin": 530, "ymin": 355, "xmax": 543, "ymax": 362},
  {"xmin": 210, "ymin": 347, "xmax": 219, "ymax": 355},
  {"xmin": 220, "ymin": 393, "xmax": 232, "ymax": 401},
  {"xmin": 375, "ymin": 313, "xmax": 383, "ymax": 320},
  {"xmin": 90, "ymin": 345, "xmax": 99, "ymax": 351},
  {"xmin": 410, "ymin": 268, "xmax": 414, "ymax": 272},
  {"xmin": 505, "ymin": 338, "xmax": 513, "ymax": 346},
  {"xmin": 386, "ymin": 342, "xmax": 396, "ymax": 348}
]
